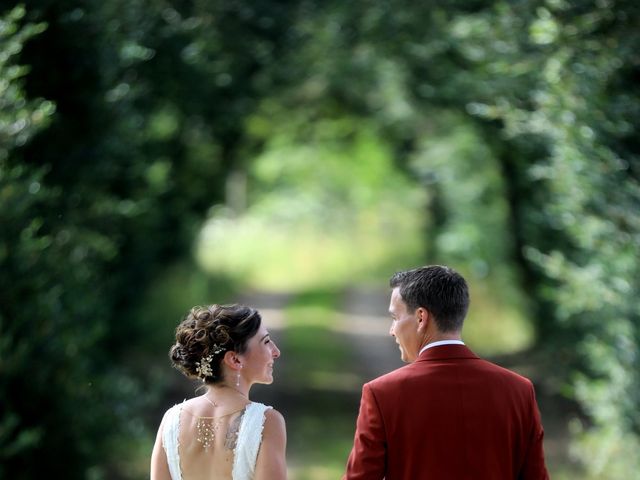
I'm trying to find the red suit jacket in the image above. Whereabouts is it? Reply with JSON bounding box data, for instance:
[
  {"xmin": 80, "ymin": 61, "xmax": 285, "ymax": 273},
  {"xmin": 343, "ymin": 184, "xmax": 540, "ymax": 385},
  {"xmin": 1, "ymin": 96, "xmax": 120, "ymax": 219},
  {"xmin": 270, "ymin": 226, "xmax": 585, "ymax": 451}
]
[{"xmin": 344, "ymin": 345, "xmax": 549, "ymax": 479}]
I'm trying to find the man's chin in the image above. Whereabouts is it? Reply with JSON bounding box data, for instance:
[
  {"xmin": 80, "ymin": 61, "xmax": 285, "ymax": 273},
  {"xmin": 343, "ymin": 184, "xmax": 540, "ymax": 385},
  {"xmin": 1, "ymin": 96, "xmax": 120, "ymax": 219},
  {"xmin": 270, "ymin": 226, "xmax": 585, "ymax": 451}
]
[{"xmin": 399, "ymin": 350, "xmax": 411, "ymax": 363}]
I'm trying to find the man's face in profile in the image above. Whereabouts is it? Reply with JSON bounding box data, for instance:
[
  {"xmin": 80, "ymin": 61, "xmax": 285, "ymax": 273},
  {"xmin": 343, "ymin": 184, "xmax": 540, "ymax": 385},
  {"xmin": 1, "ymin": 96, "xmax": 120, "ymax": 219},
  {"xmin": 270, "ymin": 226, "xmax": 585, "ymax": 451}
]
[{"xmin": 389, "ymin": 288, "xmax": 419, "ymax": 363}]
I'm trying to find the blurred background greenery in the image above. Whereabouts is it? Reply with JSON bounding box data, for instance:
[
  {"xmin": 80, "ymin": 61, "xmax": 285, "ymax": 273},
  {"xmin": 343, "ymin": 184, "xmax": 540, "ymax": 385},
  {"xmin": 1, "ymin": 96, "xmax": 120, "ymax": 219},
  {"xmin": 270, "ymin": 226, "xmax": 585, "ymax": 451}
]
[{"xmin": 1, "ymin": 1, "xmax": 638, "ymax": 478}]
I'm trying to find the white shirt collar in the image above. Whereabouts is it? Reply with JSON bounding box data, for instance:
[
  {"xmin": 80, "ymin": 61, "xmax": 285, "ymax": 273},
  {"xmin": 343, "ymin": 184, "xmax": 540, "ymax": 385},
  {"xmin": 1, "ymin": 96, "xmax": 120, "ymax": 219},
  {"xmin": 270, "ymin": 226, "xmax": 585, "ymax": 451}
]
[{"xmin": 418, "ymin": 340, "xmax": 465, "ymax": 356}]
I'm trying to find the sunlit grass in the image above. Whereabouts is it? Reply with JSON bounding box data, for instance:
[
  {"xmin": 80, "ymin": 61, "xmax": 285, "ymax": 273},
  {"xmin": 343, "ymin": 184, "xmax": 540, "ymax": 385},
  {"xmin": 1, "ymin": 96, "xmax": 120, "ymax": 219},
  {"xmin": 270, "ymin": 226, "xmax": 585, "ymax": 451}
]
[
  {"xmin": 281, "ymin": 290, "xmax": 348, "ymax": 382},
  {"xmin": 195, "ymin": 206, "xmax": 535, "ymax": 357},
  {"xmin": 277, "ymin": 290, "xmax": 358, "ymax": 480},
  {"xmin": 287, "ymin": 414, "xmax": 355, "ymax": 480},
  {"xmin": 195, "ymin": 208, "xmax": 424, "ymax": 293},
  {"xmin": 289, "ymin": 464, "xmax": 348, "ymax": 480}
]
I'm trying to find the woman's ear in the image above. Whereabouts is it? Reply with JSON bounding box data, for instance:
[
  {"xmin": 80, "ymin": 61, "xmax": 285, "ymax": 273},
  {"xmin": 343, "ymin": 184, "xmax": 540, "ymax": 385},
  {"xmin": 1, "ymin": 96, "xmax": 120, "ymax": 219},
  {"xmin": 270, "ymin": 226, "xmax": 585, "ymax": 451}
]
[{"xmin": 223, "ymin": 350, "xmax": 243, "ymax": 369}]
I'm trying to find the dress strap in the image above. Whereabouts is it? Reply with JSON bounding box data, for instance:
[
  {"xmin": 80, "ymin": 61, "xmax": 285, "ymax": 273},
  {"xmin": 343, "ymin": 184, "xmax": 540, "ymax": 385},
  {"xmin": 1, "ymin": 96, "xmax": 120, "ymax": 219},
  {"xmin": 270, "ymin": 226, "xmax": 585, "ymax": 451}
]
[
  {"xmin": 232, "ymin": 402, "xmax": 272, "ymax": 480},
  {"xmin": 162, "ymin": 403, "xmax": 184, "ymax": 480}
]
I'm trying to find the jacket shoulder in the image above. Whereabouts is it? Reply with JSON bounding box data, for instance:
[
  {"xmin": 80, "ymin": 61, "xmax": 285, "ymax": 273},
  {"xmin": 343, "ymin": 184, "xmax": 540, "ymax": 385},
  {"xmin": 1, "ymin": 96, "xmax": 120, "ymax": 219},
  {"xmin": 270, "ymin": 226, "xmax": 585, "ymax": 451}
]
[
  {"xmin": 365, "ymin": 363, "xmax": 415, "ymax": 391},
  {"xmin": 366, "ymin": 356, "xmax": 535, "ymax": 393},
  {"xmin": 478, "ymin": 358, "xmax": 535, "ymax": 384}
]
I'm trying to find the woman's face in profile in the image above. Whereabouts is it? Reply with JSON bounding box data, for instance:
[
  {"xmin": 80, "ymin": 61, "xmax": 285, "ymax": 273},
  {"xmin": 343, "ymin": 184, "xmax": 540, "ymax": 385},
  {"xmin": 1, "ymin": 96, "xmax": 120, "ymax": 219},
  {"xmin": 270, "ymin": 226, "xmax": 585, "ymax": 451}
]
[{"xmin": 239, "ymin": 323, "xmax": 281, "ymax": 385}]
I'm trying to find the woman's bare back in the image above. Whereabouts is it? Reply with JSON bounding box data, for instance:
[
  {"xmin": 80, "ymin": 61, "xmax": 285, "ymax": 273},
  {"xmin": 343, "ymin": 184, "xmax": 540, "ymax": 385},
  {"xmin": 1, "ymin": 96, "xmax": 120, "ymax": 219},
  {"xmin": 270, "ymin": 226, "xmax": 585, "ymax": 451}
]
[
  {"xmin": 161, "ymin": 398, "xmax": 273, "ymax": 480},
  {"xmin": 177, "ymin": 405, "xmax": 246, "ymax": 480}
]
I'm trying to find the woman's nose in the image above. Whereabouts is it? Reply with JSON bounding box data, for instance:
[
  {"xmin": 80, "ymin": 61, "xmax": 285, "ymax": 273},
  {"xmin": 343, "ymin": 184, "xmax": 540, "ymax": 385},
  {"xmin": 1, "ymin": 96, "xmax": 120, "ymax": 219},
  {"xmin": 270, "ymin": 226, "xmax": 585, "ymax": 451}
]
[{"xmin": 272, "ymin": 342, "xmax": 281, "ymax": 358}]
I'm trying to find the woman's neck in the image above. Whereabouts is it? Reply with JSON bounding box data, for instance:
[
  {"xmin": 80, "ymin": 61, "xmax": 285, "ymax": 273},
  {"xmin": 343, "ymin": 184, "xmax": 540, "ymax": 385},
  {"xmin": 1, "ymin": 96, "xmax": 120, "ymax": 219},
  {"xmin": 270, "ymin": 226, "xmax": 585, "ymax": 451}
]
[{"xmin": 209, "ymin": 383, "xmax": 249, "ymax": 401}]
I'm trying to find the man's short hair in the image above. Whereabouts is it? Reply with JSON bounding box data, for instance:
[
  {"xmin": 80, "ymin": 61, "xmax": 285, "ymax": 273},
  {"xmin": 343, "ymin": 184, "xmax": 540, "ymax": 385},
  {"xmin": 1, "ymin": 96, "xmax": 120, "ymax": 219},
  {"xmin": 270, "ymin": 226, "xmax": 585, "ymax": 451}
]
[{"xmin": 389, "ymin": 265, "xmax": 469, "ymax": 332}]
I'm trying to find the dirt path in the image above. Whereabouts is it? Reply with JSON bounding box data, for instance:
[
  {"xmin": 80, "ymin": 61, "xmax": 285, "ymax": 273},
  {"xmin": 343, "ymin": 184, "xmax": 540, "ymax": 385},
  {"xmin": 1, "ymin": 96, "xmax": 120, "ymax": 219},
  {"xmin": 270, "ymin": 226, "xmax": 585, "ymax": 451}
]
[
  {"xmin": 236, "ymin": 286, "xmax": 403, "ymax": 403},
  {"xmin": 337, "ymin": 285, "xmax": 404, "ymax": 382}
]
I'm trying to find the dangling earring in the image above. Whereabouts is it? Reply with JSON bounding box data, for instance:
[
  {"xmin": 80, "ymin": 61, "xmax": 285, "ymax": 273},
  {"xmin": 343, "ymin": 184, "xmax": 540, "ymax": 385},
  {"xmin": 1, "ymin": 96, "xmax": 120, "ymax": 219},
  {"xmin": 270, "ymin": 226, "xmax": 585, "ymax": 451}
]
[{"xmin": 236, "ymin": 365, "xmax": 242, "ymax": 387}]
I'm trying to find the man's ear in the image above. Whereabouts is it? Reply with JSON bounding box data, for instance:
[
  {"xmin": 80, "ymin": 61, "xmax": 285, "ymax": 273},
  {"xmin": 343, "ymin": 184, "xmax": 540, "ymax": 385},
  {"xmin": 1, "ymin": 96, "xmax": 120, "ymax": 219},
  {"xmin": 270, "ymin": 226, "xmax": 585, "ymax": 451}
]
[
  {"xmin": 416, "ymin": 308, "xmax": 430, "ymax": 332},
  {"xmin": 223, "ymin": 350, "xmax": 243, "ymax": 369}
]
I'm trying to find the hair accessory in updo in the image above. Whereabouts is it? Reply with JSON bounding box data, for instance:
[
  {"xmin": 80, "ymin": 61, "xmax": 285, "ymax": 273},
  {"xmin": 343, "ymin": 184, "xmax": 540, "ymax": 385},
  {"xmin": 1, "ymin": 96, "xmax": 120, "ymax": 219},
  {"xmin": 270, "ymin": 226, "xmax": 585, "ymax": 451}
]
[{"xmin": 195, "ymin": 354, "xmax": 214, "ymax": 379}]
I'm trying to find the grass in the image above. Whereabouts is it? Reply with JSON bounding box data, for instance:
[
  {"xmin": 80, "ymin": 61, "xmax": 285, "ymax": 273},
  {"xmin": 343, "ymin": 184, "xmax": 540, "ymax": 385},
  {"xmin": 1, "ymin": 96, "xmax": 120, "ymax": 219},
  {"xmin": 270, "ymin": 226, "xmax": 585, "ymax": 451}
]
[
  {"xmin": 281, "ymin": 290, "xmax": 347, "ymax": 380},
  {"xmin": 195, "ymin": 212, "xmax": 423, "ymax": 293},
  {"xmin": 277, "ymin": 289, "xmax": 360, "ymax": 480},
  {"xmin": 287, "ymin": 414, "xmax": 356, "ymax": 480}
]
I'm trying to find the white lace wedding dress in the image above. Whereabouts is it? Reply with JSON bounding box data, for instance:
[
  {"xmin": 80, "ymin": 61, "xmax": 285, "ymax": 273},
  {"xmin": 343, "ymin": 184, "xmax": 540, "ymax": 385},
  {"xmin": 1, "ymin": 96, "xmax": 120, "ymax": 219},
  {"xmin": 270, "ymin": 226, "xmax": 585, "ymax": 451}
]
[{"xmin": 162, "ymin": 401, "xmax": 271, "ymax": 480}]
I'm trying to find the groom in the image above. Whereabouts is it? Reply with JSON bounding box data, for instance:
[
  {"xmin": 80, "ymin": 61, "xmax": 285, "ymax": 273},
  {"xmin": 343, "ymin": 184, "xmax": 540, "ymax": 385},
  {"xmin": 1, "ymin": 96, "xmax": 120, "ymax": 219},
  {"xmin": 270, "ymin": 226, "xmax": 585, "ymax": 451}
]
[{"xmin": 343, "ymin": 265, "xmax": 549, "ymax": 479}]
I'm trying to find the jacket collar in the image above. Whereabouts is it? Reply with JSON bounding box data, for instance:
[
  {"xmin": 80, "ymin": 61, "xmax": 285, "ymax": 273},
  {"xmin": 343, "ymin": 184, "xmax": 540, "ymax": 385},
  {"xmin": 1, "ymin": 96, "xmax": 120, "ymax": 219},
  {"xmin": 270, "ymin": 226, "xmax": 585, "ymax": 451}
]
[{"xmin": 415, "ymin": 344, "xmax": 479, "ymax": 363}]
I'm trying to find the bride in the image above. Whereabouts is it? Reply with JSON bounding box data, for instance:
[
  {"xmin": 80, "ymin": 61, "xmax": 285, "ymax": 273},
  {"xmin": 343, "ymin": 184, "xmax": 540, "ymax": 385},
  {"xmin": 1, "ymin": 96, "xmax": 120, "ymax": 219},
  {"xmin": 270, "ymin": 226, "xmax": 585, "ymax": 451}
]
[{"xmin": 150, "ymin": 304, "xmax": 287, "ymax": 480}]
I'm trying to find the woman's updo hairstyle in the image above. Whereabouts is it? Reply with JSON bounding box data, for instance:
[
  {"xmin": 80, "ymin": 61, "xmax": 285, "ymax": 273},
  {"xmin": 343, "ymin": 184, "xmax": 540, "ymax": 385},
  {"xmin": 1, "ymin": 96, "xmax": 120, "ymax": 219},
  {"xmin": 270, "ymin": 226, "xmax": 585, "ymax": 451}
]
[{"xmin": 169, "ymin": 304, "xmax": 261, "ymax": 384}]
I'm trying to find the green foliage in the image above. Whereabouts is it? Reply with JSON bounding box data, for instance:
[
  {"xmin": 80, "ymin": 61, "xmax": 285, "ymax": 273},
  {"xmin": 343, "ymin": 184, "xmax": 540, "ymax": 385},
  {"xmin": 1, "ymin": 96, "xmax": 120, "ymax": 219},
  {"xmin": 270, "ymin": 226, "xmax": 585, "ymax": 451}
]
[
  {"xmin": 0, "ymin": 1, "xmax": 255, "ymax": 477},
  {"xmin": 0, "ymin": 5, "xmax": 58, "ymax": 474},
  {"xmin": 431, "ymin": 1, "xmax": 640, "ymax": 475},
  {"xmin": 1, "ymin": 0, "xmax": 312, "ymax": 476},
  {"xmin": 3, "ymin": 0, "xmax": 640, "ymax": 477},
  {"xmin": 0, "ymin": 5, "xmax": 50, "ymax": 154}
]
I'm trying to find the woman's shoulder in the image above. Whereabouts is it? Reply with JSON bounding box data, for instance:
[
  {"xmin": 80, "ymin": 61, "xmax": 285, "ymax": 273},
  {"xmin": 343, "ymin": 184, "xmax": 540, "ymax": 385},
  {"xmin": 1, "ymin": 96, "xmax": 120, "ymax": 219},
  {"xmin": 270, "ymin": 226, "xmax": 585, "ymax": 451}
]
[
  {"xmin": 258, "ymin": 405, "xmax": 286, "ymax": 434},
  {"xmin": 244, "ymin": 402, "xmax": 285, "ymax": 427},
  {"xmin": 262, "ymin": 406, "xmax": 284, "ymax": 422},
  {"xmin": 254, "ymin": 405, "xmax": 286, "ymax": 459}
]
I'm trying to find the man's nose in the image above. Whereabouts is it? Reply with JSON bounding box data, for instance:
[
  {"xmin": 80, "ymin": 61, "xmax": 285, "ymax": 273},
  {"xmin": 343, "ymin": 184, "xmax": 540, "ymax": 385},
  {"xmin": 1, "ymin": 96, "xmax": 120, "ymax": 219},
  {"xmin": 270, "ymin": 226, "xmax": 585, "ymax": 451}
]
[{"xmin": 389, "ymin": 322, "xmax": 396, "ymax": 337}]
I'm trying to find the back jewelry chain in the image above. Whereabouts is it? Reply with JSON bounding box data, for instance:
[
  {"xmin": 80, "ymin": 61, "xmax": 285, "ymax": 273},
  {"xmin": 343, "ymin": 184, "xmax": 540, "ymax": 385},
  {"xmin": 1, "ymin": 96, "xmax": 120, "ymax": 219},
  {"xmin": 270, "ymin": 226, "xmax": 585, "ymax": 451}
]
[{"xmin": 195, "ymin": 410, "xmax": 245, "ymax": 451}]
